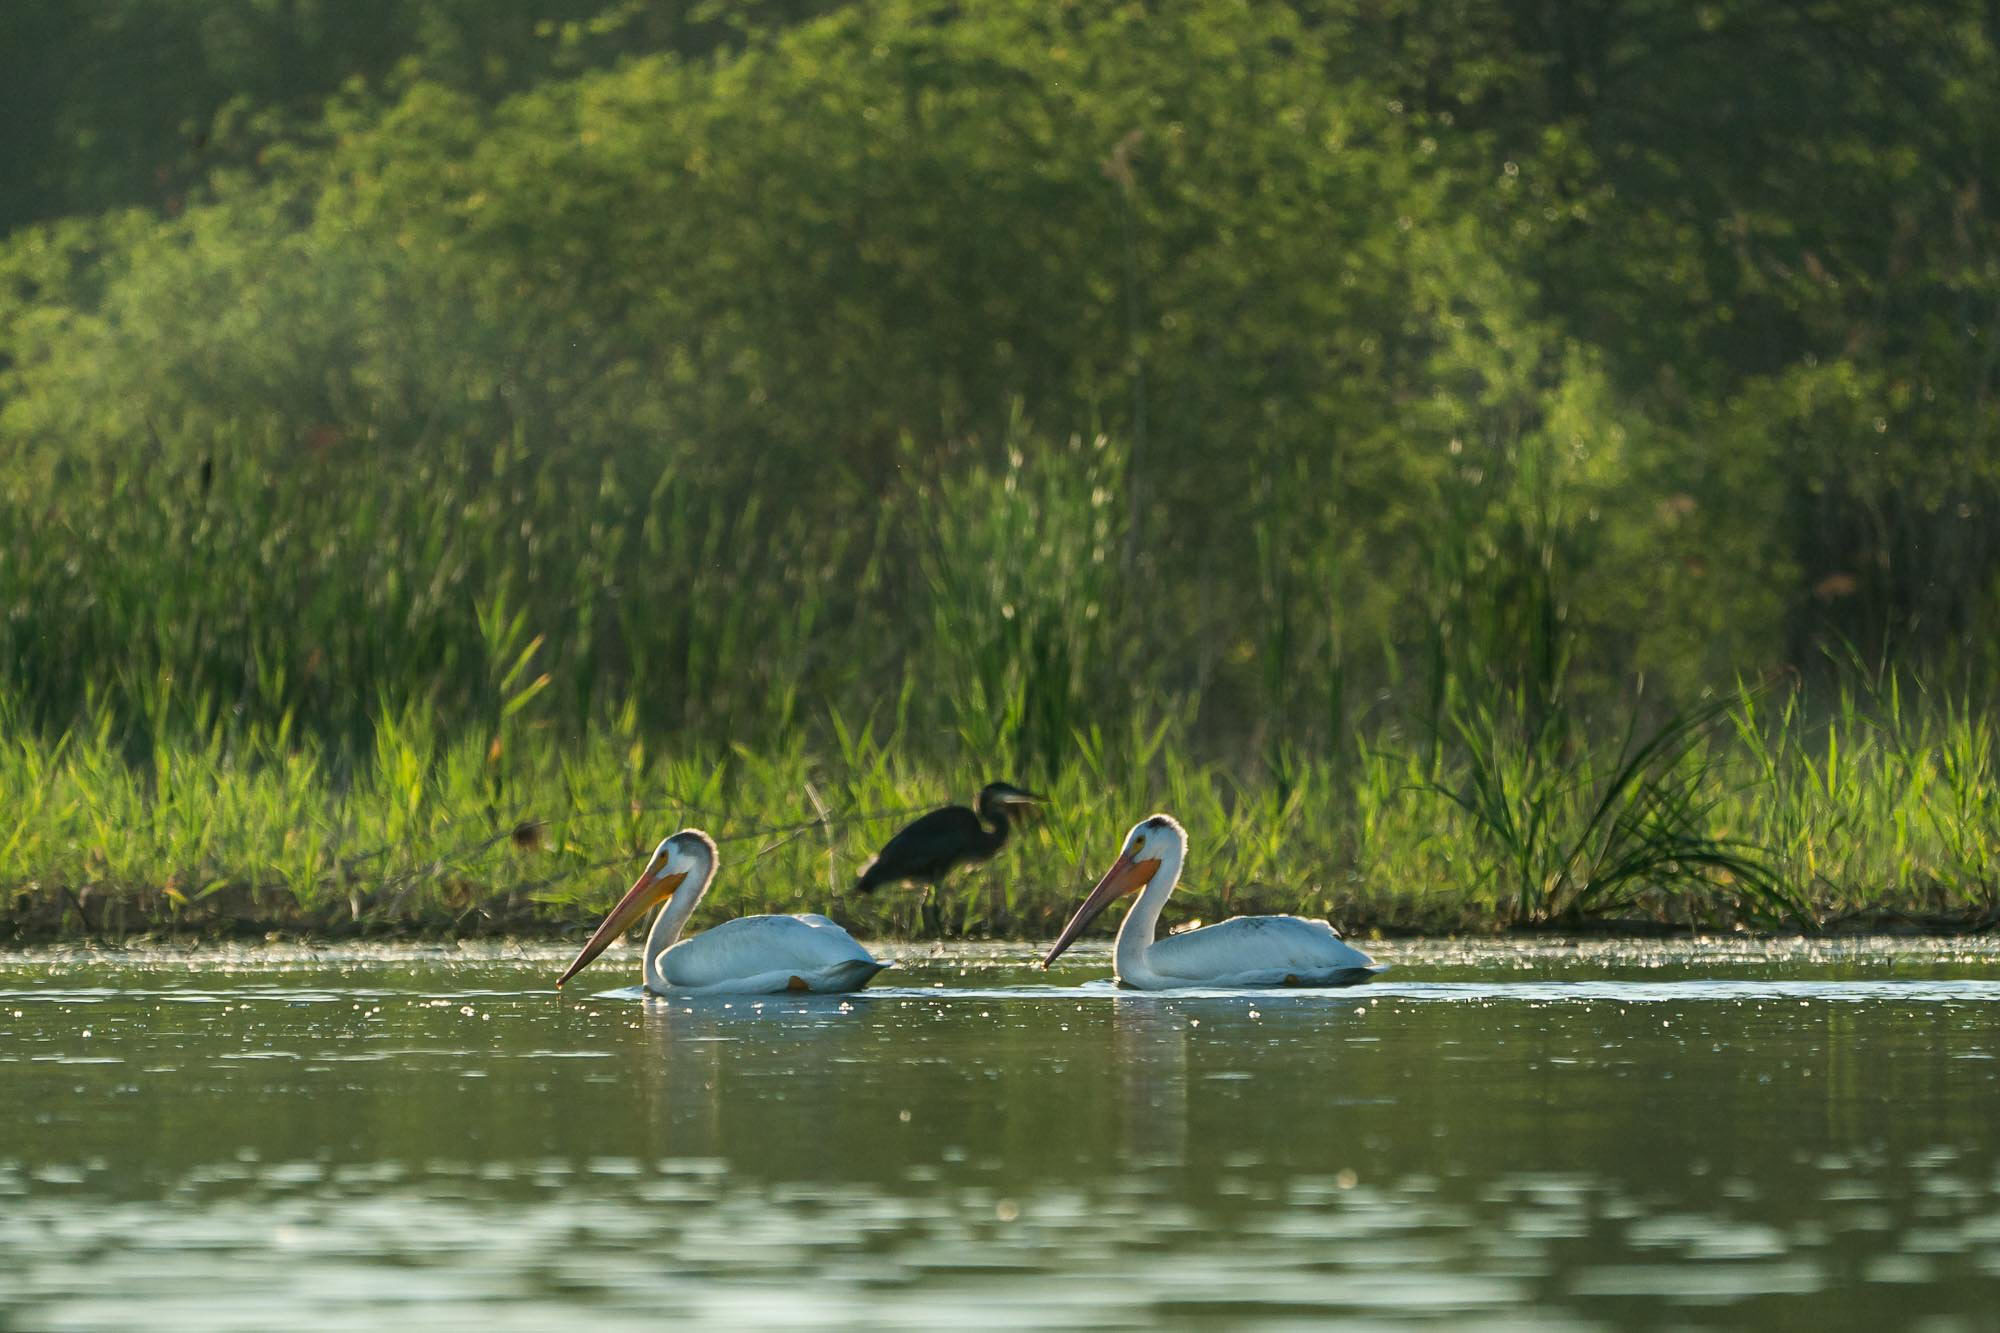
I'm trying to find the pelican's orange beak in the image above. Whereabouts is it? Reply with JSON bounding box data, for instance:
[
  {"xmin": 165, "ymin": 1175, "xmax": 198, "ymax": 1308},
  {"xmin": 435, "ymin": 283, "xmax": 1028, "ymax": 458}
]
[
  {"xmin": 1040, "ymin": 849, "xmax": 1160, "ymax": 968},
  {"xmin": 556, "ymin": 861, "xmax": 688, "ymax": 988}
]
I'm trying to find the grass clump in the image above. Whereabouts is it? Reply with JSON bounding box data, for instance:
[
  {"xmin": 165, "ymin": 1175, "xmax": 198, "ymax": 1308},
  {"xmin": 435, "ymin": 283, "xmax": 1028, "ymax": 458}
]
[{"xmin": 1433, "ymin": 688, "xmax": 1802, "ymax": 928}]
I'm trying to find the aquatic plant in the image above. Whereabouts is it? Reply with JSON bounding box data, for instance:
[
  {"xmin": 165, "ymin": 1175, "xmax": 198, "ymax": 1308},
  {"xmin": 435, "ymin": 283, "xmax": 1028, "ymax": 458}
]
[
  {"xmin": 8, "ymin": 651, "xmax": 2000, "ymax": 940},
  {"xmin": 1430, "ymin": 687, "xmax": 1802, "ymax": 926}
]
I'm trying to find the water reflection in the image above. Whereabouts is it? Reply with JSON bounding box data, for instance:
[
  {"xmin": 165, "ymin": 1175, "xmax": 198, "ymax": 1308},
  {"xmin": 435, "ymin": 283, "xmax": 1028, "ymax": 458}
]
[
  {"xmin": 1111, "ymin": 994, "xmax": 1189, "ymax": 1167},
  {"xmin": 631, "ymin": 992, "xmax": 873, "ymax": 1158}
]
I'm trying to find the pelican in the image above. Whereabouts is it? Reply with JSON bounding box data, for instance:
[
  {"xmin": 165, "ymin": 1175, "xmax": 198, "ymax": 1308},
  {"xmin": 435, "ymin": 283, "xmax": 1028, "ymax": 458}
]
[
  {"xmin": 1040, "ymin": 814, "xmax": 1381, "ymax": 989},
  {"xmin": 555, "ymin": 829, "xmax": 891, "ymax": 995}
]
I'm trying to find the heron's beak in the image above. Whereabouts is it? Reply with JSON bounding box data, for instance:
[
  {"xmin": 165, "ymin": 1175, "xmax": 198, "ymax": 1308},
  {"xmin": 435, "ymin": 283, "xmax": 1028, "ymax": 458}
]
[
  {"xmin": 1039, "ymin": 851, "xmax": 1159, "ymax": 968},
  {"xmin": 556, "ymin": 864, "xmax": 688, "ymax": 988}
]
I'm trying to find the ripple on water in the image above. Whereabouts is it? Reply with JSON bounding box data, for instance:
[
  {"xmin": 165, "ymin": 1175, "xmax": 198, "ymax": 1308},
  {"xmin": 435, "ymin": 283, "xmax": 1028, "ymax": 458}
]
[
  {"xmin": 4, "ymin": 939, "xmax": 2000, "ymax": 1327},
  {"xmin": 1570, "ymin": 1259, "xmax": 1826, "ymax": 1303}
]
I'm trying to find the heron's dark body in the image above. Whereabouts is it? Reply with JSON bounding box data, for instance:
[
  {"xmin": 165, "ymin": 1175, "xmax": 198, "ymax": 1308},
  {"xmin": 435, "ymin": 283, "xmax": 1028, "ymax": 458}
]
[
  {"xmin": 854, "ymin": 782, "xmax": 1039, "ymax": 894},
  {"xmin": 856, "ymin": 806, "xmax": 1007, "ymax": 891}
]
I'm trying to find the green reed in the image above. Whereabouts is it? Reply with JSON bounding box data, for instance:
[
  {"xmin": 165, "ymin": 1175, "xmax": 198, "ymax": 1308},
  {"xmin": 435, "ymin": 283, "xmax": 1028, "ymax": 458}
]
[
  {"xmin": 4, "ymin": 416, "xmax": 1999, "ymax": 939},
  {"xmin": 5, "ymin": 655, "xmax": 1997, "ymax": 940},
  {"xmin": 1728, "ymin": 671, "xmax": 1999, "ymax": 919},
  {"xmin": 1431, "ymin": 685, "xmax": 1801, "ymax": 927}
]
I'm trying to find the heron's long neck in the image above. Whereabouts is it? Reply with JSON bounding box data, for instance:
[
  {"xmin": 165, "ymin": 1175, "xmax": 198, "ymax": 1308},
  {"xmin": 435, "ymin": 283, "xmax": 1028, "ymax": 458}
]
[
  {"xmin": 975, "ymin": 799, "xmax": 1012, "ymax": 854},
  {"xmin": 642, "ymin": 854, "xmax": 713, "ymax": 987},
  {"xmin": 1114, "ymin": 835, "xmax": 1186, "ymax": 979}
]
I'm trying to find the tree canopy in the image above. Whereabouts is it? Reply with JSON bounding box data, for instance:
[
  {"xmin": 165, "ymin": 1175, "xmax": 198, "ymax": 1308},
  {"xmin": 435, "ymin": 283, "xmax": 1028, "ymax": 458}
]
[{"xmin": 3, "ymin": 0, "xmax": 1997, "ymax": 762}]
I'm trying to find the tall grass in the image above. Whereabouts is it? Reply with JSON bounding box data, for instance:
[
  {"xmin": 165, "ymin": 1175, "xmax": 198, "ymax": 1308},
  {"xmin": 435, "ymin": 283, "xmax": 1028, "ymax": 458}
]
[
  {"xmin": 1433, "ymin": 687, "xmax": 1800, "ymax": 926},
  {"xmin": 0, "ymin": 437, "xmax": 867, "ymax": 765},
  {"xmin": 4, "ymin": 418, "xmax": 1999, "ymax": 939},
  {"xmin": 5, "ymin": 656, "xmax": 1997, "ymax": 939},
  {"xmin": 1730, "ymin": 672, "xmax": 2000, "ymax": 920}
]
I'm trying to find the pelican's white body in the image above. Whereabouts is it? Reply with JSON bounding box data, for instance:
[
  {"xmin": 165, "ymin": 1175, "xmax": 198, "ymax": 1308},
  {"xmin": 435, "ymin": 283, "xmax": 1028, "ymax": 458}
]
[
  {"xmin": 1130, "ymin": 915, "xmax": 1379, "ymax": 989},
  {"xmin": 1108, "ymin": 817, "xmax": 1379, "ymax": 990},
  {"xmin": 644, "ymin": 910, "xmax": 889, "ymax": 995}
]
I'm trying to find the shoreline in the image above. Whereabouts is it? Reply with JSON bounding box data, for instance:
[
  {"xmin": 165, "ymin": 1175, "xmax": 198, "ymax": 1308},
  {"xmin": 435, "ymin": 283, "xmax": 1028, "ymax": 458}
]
[{"xmin": 7, "ymin": 907, "xmax": 1996, "ymax": 947}]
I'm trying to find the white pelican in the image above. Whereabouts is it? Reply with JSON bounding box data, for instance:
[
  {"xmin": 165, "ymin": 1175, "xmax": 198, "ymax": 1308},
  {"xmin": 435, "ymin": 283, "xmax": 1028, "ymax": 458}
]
[
  {"xmin": 1040, "ymin": 814, "xmax": 1381, "ymax": 989},
  {"xmin": 555, "ymin": 829, "xmax": 891, "ymax": 995}
]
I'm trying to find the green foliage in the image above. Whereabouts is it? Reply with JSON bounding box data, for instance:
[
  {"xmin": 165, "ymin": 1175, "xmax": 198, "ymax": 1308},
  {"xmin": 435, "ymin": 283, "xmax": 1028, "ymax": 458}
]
[
  {"xmin": 916, "ymin": 419, "xmax": 1127, "ymax": 780},
  {"xmin": 1431, "ymin": 686, "xmax": 1799, "ymax": 925},
  {"xmin": 7, "ymin": 659, "xmax": 1998, "ymax": 938},
  {"xmin": 3, "ymin": 1, "xmax": 1999, "ymax": 935},
  {"xmin": 1729, "ymin": 669, "xmax": 2000, "ymax": 918}
]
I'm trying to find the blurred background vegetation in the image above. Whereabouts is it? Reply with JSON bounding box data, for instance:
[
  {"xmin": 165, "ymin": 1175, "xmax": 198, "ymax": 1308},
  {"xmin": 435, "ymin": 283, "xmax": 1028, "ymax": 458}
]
[{"xmin": 2, "ymin": 0, "xmax": 1997, "ymax": 933}]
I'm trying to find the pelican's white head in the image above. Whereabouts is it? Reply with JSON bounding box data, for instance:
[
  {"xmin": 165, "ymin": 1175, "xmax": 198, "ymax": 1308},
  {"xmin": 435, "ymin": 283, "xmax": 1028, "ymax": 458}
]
[
  {"xmin": 556, "ymin": 829, "xmax": 717, "ymax": 987},
  {"xmin": 1039, "ymin": 813, "xmax": 1185, "ymax": 968},
  {"xmin": 1118, "ymin": 814, "xmax": 1185, "ymax": 864},
  {"xmin": 646, "ymin": 829, "xmax": 718, "ymax": 883}
]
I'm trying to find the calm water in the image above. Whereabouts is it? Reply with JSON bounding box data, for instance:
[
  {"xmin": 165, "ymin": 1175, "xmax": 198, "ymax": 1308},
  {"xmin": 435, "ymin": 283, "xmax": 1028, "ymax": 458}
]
[{"xmin": 5, "ymin": 937, "xmax": 2000, "ymax": 1329}]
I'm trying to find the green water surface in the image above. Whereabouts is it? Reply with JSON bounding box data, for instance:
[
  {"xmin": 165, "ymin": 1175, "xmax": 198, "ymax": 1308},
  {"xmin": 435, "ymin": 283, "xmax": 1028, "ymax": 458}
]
[{"xmin": 4, "ymin": 938, "xmax": 2000, "ymax": 1328}]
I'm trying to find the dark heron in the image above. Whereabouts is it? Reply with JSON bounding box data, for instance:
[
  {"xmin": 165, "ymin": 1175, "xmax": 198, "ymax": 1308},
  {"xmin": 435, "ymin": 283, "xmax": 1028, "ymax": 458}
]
[{"xmin": 854, "ymin": 781, "xmax": 1046, "ymax": 896}]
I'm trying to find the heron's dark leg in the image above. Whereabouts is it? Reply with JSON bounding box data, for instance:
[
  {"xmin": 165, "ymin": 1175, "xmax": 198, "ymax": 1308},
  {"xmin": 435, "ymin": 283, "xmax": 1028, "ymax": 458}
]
[{"xmin": 920, "ymin": 883, "xmax": 942, "ymax": 941}]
